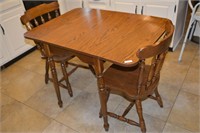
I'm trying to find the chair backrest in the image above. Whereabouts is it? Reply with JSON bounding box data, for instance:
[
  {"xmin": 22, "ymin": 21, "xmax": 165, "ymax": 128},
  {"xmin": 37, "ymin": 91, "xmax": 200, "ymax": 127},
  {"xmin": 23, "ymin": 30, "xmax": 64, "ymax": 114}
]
[
  {"xmin": 136, "ymin": 20, "xmax": 174, "ymax": 95},
  {"xmin": 20, "ymin": 2, "xmax": 60, "ymax": 57},
  {"xmin": 20, "ymin": 2, "xmax": 60, "ymax": 31}
]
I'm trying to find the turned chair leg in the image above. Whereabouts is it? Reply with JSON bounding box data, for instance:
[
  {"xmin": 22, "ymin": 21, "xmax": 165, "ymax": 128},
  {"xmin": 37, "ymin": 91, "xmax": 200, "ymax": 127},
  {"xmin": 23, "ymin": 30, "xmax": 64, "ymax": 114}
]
[
  {"xmin": 45, "ymin": 58, "xmax": 49, "ymax": 84},
  {"xmin": 122, "ymin": 100, "xmax": 135, "ymax": 117},
  {"xmin": 99, "ymin": 89, "xmax": 110, "ymax": 118},
  {"xmin": 154, "ymin": 87, "xmax": 163, "ymax": 108},
  {"xmin": 135, "ymin": 100, "xmax": 146, "ymax": 133},
  {"xmin": 61, "ymin": 61, "xmax": 73, "ymax": 97},
  {"xmin": 49, "ymin": 57, "xmax": 63, "ymax": 107}
]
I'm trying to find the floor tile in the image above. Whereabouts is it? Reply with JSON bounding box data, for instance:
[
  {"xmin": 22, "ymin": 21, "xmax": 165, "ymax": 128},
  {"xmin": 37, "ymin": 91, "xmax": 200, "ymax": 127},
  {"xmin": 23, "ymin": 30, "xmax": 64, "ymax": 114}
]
[
  {"xmin": 160, "ymin": 61, "xmax": 189, "ymax": 89},
  {"xmin": 157, "ymin": 82, "xmax": 180, "ymax": 103},
  {"xmin": 1, "ymin": 64, "xmax": 29, "ymax": 86},
  {"xmin": 69, "ymin": 68, "xmax": 96, "ymax": 91},
  {"xmin": 182, "ymin": 67, "xmax": 200, "ymax": 96},
  {"xmin": 163, "ymin": 123, "xmax": 192, "ymax": 133},
  {"xmin": 168, "ymin": 91, "xmax": 200, "ymax": 132},
  {"xmin": 166, "ymin": 41, "xmax": 198, "ymax": 65},
  {"xmin": 1, "ymin": 94, "xmax": 51, "ymax": 133},
  {"xmin": 55, "ymin": 92, "xmax": 103, "ymax": 133},
  {"xmin": 25, "ymin": 83, "xmax": 82, "ymax": 118},
  {"xmin": 42, "ymin": 120, "xmax": 78, "ymax": 133},
  {"xmin": 1, "ymin": 69, "xmax": 45, "ymax": 102},
  {"xmin": 14, "ymin": 50, "xmax": 46, "ymax": 75}
]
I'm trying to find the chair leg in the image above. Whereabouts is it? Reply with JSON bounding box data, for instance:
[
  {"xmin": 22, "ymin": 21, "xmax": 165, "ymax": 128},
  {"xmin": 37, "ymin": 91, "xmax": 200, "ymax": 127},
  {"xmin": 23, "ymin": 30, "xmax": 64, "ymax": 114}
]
[
  {"xmin": 45, "ymin": 58, "xmax": 49, "ymax": 84},
  {"xmin": 98, "ymin": 87, "xmax": 109, "ymax": 131},
  {"xmin": 122, "ymin": 100, "xmax": 135, "ymax": 117},
  {"xmin": 154, "ymin": 87, "xmax": 163, "ymax": 108},
  {"xmin": 135, "ymin": 100, "xmax": 146, "ymax": 133},
  {"xmin": 49, "ymin": 57, "xmax": 63, "ymax": 107},
  {"xmin": 61, "ymin": 61, "xmax": 73, "ymax": 97},
  {"xmin": 99, "ymin": 89, "xmax": 110, "ymax": 118},
  {"xmin": 178, "ymin": 17, "xmax": 195, "ymax": 62}
]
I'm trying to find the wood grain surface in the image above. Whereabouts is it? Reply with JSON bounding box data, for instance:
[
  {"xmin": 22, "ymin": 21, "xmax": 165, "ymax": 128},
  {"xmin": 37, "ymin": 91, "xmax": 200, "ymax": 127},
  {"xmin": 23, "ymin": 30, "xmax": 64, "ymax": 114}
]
[{"xmin": 24, "ymin": 8, "xmax": 170, "ymax": 66}]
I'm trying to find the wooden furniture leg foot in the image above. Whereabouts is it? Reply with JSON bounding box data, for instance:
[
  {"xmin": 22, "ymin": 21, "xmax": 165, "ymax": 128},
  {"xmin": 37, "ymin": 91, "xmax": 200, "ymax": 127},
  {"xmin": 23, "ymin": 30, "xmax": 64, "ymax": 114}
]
[{"xmin": 136, "ymin": 100, "xmax": 146, "ymax": 133}]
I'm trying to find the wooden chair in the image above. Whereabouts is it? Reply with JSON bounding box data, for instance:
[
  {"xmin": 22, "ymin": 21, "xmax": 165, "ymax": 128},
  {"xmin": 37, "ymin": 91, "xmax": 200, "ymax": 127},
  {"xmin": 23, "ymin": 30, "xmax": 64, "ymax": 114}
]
[
  {"xmin": 100, "ymin": 20, "xmax": 174, "ymax": 133},
  {"xmin": 20, "ymin": 2, "xmax": 90, "ymax": 107},
  {"xmin": 178, "ymin": 0, "xmax": 200, "ymax": 62}
]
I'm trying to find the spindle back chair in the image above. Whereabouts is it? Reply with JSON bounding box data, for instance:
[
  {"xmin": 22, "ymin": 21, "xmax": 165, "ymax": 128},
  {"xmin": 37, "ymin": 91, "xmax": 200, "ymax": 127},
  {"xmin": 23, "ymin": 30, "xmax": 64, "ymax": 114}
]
[
  {"xmin": 21, "ymin": 2, "xmax": 77, "ymax": 107},
  {"xmin": 101, "ymin": 20, "xmax": 174, "ymax": 133}
]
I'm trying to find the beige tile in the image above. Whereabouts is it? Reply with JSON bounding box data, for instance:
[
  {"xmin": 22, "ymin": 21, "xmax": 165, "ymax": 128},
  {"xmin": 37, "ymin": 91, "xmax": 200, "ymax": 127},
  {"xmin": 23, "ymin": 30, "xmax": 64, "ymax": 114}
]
[
  {"xmin": 1, "ymin": 65, "xmax": 29, "ymax": 86},
  {"xmin": 1, "ymin": 93, "xmax": 15, "ymax": 105},
  {"xmin": 14, "ymin": 50, "xmax": 45, "ymax": 74},
  {"xmin": 42, "ymin": 120, "xmax": 78, "ymax": 133},
  {"xmin": 168, "ymin": 91, "xmax": 200, "ymax": 132},
  {"xmin": 25, "ymin": 83, "xmax": 82, "ymax": 118},
  {"xmin": 55, "ymin": 92, "xmax": 103, "ymax": 133},
  {"xmin": 1, "ymin": 69, "xmax": 45, "ymax": 102},
  {"xmin": 158, "ymin": 82, "xmax": 180, "ymax": 103},
  {"xmin": 160, "ymin": 62, "xmax": 189, "ymax": 90},
  {"xmin": 101, "ymin": 104, "xmax": 166, "ymax": 133},
  {"xmin": 82, "ymin": 79, "xmax": 98, "ymax": 93},
  {"xmin": 163, "ymin": 123, "xmax": 192, "ymax": 133},
  {"xmin": 190, "ymin": 52, "xmax": 199, "ymax": 69},
  {"xmin": 166, "ymin": 41, "xmax": 198, "ymax": 65},
  {"xmin": 182, "ymin": 67, "xmax": 200, "ymax": 96},
  {"xmin": 1, "ymin": 94, "xmax": 51, "ymax": 133},
  {"xmin": 69, "ymin": 68, "xmax": 96, "ymax": 91}
]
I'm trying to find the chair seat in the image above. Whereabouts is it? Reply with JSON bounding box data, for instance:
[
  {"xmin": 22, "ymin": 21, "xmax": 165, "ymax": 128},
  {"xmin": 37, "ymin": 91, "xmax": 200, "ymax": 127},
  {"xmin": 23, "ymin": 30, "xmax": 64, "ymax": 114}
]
[{"xmin": 104, "ymin": 64, "xmax": 150, "ymax": 100}]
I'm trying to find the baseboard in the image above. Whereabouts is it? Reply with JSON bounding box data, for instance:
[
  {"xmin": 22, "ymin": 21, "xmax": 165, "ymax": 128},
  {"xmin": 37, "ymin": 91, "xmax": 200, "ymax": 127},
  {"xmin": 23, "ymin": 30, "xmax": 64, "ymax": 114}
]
[{"xmin": 1, "ymin": 46, "xmax": 37, "ymax": 70}]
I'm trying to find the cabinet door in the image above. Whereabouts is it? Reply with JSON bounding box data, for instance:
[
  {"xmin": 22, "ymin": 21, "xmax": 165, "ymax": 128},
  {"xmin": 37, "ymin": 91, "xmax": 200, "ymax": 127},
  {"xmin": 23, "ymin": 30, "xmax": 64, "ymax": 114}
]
[
  {"xmin": 0, "ymin": 6, "xmax": 33, "ymax": 59},
  {"xmin": 66, "ymin": 0, "xmax": 82, "ymax": 11},
  {"xmin": 0, "ymin": 29, "xmax": 11, "ymax": 66},
  {"xmin": 86, "ymin": 0, "xmax": 110, "ymax": 10},
  {"xmin": 112, "ymin": 0, "xmax": 140, "ymax": 13},
  {"xmin": 142, "ymin": 1, "xmax": 175, "ymax": 23}
]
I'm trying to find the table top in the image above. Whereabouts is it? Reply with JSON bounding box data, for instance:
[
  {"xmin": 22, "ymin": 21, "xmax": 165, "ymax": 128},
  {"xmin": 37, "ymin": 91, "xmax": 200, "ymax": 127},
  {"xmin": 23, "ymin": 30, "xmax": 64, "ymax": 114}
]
[{"xmin": 24, "ymin": 8, "xmax": 169, "ymax": 67}]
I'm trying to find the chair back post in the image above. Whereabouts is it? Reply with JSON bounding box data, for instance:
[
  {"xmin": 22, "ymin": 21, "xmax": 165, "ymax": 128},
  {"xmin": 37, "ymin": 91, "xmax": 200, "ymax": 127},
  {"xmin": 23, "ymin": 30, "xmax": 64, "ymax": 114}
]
[{"xmin": 136, "ymin": 20, "xmax": 174, "ymax": 96}]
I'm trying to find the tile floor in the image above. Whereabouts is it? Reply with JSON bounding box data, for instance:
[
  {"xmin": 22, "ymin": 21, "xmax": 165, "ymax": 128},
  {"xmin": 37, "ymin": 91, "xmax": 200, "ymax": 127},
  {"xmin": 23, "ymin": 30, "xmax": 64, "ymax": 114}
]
[{"xmin": 0, "ymin": 40, "xmax": 199, "ymax": 133}]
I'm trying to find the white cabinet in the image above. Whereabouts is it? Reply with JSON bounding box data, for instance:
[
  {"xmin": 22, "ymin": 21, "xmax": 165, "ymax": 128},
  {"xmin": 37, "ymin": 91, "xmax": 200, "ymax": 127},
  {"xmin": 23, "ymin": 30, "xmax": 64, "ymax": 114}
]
[
  {"xmin": 112, "ymin": 0, "xmax": 139, "ymax": 13},
  {"xmin": 58, "ymin": 0, "xmax": 83, "ymax": 13},
  {"xmin": 0, "ymin": 1, "xmax": 33, "ymax": 66},
  {"xmin": 66, "ymin": 0, "xmax": 83, "ymax": 11},
  {"xmin": 0, "ymin": 30, "xmax": 10, "ymax": 66},
  {"xmin": 85, "ymin": 0, "xmax": 111, "ymax": 10},
  {"xmin": 142, "ymin": 1, "xmax": 175, "ymax": 23}
]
